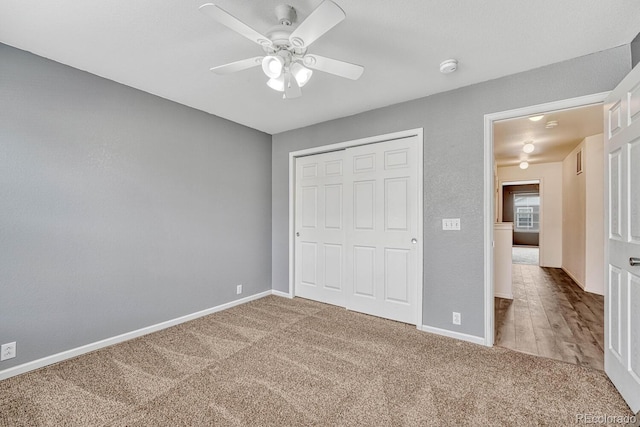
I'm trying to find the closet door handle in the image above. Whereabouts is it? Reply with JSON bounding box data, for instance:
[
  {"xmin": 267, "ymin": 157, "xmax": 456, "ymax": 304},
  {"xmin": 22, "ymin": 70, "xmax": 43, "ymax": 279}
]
[{"xmin": 630, "ymin": 257, "xmax": 640, "ymax": 267}]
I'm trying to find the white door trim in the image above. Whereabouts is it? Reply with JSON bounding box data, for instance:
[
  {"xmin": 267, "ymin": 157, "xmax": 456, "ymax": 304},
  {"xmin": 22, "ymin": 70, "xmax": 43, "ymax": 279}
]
[
  {"xmin": 288, "ymin": 128, "xmax": 424, "ymax": 327},
  {"xmin": 483, "ymin": 92, "xmax": 609, "ymax": 347}
]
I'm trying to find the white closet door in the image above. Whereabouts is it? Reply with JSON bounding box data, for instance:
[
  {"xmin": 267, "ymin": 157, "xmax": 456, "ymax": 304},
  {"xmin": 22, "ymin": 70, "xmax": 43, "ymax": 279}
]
[
  {"xmin": 294, "ymin": 150, "xmax": 346, "ymax": 307},
  {"xmin": 344, "ymin": 136, "xmax": 420, "ymax": 324}
]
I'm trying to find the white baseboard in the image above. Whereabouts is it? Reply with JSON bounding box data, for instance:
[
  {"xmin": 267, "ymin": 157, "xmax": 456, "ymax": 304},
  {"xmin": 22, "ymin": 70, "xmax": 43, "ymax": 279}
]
[
  {"xmin": 419, "ymin": 324, "xmax": 486, "ymax": 346},
  {"xmin": 561, "ymin": 269, "xmax": 603, "ymax": 296},
  {"xmin": 494, "ymin": 292, "xmax": 513, "ymax": 300},
  {"xmin": 561, "ymin": 267, "xmax": 585, "ymax": 289},
  {"xmin": 271, "ymin": 289, "xmax": 293, "ymax": 299},
  {"xmin": 0, "ymin": 290, "xmax": 271, "ymax": 381},
  {"xmin": 584, "ymin": 285, "xmax": 604, "ymax": 296}
]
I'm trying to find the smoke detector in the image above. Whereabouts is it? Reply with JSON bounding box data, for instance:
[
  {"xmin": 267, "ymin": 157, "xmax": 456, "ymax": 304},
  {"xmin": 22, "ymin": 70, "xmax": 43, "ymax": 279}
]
[{"xmin": 440, "ymin": 59, "xmax": 458, "ymax": 74}]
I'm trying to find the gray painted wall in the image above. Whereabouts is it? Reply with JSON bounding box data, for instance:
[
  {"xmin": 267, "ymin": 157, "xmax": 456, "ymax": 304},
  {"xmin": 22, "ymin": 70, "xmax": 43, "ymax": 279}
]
[
  {"xmin": 272, "ymin": 45, "xmax": 631, "ymax": 338},
  {"xmin": 632, "ymin": 32, "xmax": 640, "ymax": 68},
  {"xmin": 0, "ymin": 43, "xmax": 272, "ymax": 370}
]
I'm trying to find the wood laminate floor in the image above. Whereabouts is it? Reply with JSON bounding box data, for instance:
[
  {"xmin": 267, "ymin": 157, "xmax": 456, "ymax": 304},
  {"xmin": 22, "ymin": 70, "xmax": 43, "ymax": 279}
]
[{"xmin": 495, "ymin": 264, "xmax": 604, "ymax": 370}]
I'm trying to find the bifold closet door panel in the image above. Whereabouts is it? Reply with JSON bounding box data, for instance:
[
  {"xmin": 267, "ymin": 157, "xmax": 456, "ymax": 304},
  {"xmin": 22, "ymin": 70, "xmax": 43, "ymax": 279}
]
[
  {"xmin": 294, "ymin": 150, "xmax": 346, "ymax": 307},
  {"xmin": 344, "ymin": 136, "xmax": 419, "ymax": 324}
]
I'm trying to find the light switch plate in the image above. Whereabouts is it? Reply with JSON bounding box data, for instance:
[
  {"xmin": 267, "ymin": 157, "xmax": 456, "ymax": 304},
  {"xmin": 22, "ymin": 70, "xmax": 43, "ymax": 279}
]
[{"xmin": 442, "ymin": 218, "xmax": 461, "ymax": 231}]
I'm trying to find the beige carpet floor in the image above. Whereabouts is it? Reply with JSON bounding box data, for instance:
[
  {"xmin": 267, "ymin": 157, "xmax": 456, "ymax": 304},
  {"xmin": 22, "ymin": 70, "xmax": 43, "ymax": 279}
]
[{"xmin": 0, "ymin": 296, "xmax": 636, "ymax": 426}]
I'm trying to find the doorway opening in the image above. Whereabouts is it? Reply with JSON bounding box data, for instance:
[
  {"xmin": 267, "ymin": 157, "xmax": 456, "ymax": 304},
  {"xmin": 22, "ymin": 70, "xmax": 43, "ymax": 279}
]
[
  {"xmin": 502, "ymin": 180, "xmax": 541, "ymax": 265},
  {"xmin": 484, "ymin": 93, "xmax": 608, "ymax": 372}
]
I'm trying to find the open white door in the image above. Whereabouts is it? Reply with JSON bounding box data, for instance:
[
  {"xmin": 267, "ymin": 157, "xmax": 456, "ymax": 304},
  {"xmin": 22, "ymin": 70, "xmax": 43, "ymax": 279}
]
[{"xmin": 604, "ymin": 63, "xmax": 640, "ymax": 414}]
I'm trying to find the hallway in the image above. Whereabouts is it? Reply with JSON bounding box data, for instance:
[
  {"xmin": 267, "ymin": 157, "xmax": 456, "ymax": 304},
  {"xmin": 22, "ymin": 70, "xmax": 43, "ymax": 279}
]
[
  {"xmin": 512, "ymin": 246, "xmax": 538, "ymax": 265},
  {"xmin": 495, "ymin": 264, "xmax": 604, "ymax": 370}
]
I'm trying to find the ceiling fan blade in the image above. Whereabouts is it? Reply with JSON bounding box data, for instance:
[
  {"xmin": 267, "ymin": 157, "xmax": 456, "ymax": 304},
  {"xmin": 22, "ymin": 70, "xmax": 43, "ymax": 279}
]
[
  {"xmin": 288, "ymin": 0, "xmax": 345, "ymax": 49},
  {"xmin": 210, "ymin": 56, "xmax": 264, "ymax": 75},
  {"xmin": 200, "ymin": 3, "xmax": 272, "ymax": 48},
  {"xmin": 303, "ymin": 54, "xmax": 364, "ymax": 80},
  {"xmin": 284, "ymin": 72, "xmax": 302, "ymax": 99}
]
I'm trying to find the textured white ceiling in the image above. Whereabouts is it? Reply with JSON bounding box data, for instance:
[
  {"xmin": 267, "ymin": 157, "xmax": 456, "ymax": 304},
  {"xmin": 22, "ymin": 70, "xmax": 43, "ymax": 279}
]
[
  {"xmin": 1, "ymin": 0, "xmax": 639, "ymax": 134},
  {"xmin": 494, "ymin": 104, "xmax": 603, "ymax": 167}
]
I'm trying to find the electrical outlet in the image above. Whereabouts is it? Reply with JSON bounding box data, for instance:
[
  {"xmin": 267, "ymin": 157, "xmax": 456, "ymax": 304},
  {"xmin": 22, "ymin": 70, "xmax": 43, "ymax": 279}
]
[
  {"xmin": 1, "ymin": 342, "xmax": 16, "ymax": 361},
  {"xmin": 236, "ymin": 284, "xmax": 243, "ymax": 295},
  {"xmin": 442, "ymin": 218, "xmax": 461, "ymax": 231},
  {"xmin": 452, "ymin": 312, "xmax": 461, "ymax": 325}
]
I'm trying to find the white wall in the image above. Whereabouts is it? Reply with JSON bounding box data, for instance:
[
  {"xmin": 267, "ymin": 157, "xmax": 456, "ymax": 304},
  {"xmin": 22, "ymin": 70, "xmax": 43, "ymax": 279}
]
[
  {"xmin": 563, "ymin": 141, "xmax": 587, "ymax": 287},
  {"xmin": 498, "ymin": 163, "xmax": 563, "ymax": 268},
  {"xmin": 561, "ymin": 134, "xmax": 604, "ymax": 295},
  {"xmin": 584, "ymin": 134, "xmax": 604, "ymax": 295},
  {"xmin": 562, "ymin": 134, "xmax": 604, "ymax": 295}
]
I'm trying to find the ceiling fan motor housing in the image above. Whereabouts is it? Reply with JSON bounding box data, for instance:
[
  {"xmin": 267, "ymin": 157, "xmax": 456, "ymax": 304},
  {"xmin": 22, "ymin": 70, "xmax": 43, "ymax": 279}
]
[{"xmin": 265, "ymin": 16, "xmax": 308, "ymax": 59}]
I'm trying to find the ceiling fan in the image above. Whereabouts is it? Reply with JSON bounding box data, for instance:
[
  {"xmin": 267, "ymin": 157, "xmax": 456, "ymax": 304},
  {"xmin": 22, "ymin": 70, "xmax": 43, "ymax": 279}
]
[{"xmin": 199, "ymin": 0, "xmax": 364, "ymax": 99}]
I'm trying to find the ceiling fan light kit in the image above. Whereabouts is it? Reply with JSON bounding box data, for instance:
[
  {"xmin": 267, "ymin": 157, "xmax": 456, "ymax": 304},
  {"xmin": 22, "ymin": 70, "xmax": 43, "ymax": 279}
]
[
  {"xmin": 290, "ymin": 62, "xmax": 313, "ymax": 86},
  {"xmin": 200, "ymin": 0, "xmax": 364, "ymax": 99},
  {"xmin": 267, "ymin": 76, "xmax": 285, "ymax": 92},
  {"xmin": 262, "ymin": 55, "xmax": 285, "ymax": 79}
]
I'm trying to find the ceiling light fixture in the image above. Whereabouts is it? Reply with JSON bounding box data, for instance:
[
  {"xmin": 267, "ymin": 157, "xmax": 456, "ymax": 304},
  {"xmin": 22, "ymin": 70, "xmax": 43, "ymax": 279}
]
[
  {"xmin": 528, "ymin": 115, "xmax": 545, "ymax": 122},
  {"xmin": 267, "ymin": 75, "xmax": 285, "ymax": 92},
  {"xmin": 266, "ymin": 62, "xmax": 313, "ymax": 94},
  {"xmin": 523, "ymin": 142, "xmax": 535, "ymax": 154},
  {"xmin": 290, "ymin": 62, "xmax": 313, "ymax": 87},
  {"xmin": 262, "ymin": 55, "xmax": 285, "ymax": 79},
  {"xmin": 519, "ymin": 161, "xmax": 529, "ymax": 170}
]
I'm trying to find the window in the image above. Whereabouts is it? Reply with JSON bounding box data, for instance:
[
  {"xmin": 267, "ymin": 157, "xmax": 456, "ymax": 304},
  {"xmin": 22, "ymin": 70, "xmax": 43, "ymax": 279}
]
[
  {"xmin": 516, "ymin": 207, "xmax": 533, "ymax": 228},
  {"xmin": 513, "ymin": 193, "xmax": 539, "ymax": 232}
]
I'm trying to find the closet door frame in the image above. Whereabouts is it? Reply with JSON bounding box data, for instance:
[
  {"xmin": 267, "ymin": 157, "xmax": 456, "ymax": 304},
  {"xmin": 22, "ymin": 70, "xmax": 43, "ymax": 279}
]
[{"xmin": 287, "ymin": 128, "xmax": 424, "ymax": 328}]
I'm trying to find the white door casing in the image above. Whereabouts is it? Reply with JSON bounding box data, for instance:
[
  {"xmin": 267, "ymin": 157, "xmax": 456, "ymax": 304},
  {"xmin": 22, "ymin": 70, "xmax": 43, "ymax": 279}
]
[
  {"xmin": 604, "ymin": 63, "xmax": 640, "ymax": 414},
  {"xmin": 291, "ymin": 129, "xmax": 423, "ymax": 326},
  {"xmin": 483, "ymin": 92, "xmax": 609, "ymax": 347}
]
